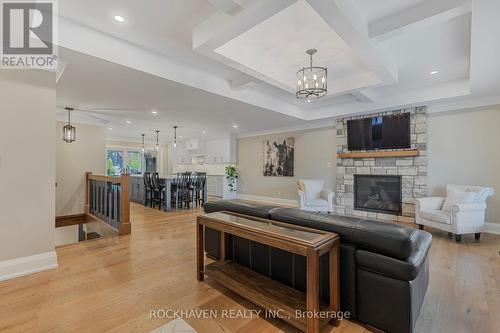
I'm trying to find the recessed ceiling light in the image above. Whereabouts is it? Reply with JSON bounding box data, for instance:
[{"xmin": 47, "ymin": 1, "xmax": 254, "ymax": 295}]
[
  {"xmin": 430, "ymin": 70, "xmax": 439, "ymax": 75},
  {"xmin": 114, "ymin": 15, "xmax": 125, "ymax": 23},
  {"xmin": 108, "ymin": 127, "xmax": 113, "ymax": 130},
  {"xmin": 202, "ymin": 131, "xmax": 207, "ymax": 134},
  {"xmin": 151, "ymin": 110, "xmax": 158, "ymax": 114},
  {"xmin": 233, "ymin": 124, "xmax": 238, "ymax": 128},
  {"xmin": 179, "ymin": 135, "xmax": 183, "ymax": 138},
  {"xmin": 125, "ymin": 120, "xmax": 132, "ymax": 124}
]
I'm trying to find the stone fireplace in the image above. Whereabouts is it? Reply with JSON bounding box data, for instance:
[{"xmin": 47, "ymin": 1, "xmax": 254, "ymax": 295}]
[{"xmin": 334, "ymin": 106, "xmax": 427, "ymax": 223}]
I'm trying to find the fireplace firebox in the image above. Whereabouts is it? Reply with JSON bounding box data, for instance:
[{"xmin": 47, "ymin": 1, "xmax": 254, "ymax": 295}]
[{"xmin": 354, "ymin": 175, "xmax": 402, "ymax": 215}]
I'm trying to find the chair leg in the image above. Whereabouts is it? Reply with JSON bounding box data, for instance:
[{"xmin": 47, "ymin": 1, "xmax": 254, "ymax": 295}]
[
  {"xmin": 475, "ymin": 232, "xmax": 481, "ymax": 240},
  {"xmin": 454, "ymin": 234, "xmax": 462, "ymax": 242}
]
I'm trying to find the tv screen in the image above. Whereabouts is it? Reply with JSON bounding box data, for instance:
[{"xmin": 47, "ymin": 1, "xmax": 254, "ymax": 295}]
[{"xmin": 347, "ymin": 113, "xmax": 410, "ymax": 151}]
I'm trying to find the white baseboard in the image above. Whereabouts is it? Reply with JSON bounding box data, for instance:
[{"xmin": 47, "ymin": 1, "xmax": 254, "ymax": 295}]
[
  {"xmin": 237, "ymin": 194, "xmax": 298, "ymax": 207},
  {"xmin": 0, "ymin": 251, "xmax": 58, "ymax": 282},
  {"xmin": 484, "ymin": 222, "xmax": 500, "ymax": 235}
]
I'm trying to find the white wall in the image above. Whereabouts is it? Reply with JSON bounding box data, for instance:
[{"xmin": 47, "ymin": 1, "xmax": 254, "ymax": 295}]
[
  {"xmin": 237, "ymin": 127, "xmax": 336, "ymax": 202},
  {"xmin": 56, "ymin": 122, "xmax": 106, "ymax": 216},
  {"xmin": 427, "ymin": 108, "xmax": 500, "ymax": 223},
  {"xmin": 0, "ymin": 70, "xmax": 56, "ymax": 264}
]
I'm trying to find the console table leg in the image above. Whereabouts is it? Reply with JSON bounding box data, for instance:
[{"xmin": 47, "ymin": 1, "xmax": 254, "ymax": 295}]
[
  {"xmin": 196, "ymin": 222, "xmax": 204, "ymax": 281},
  {"xmin": 306, "ymin": 250, "xmax": 320, "ymax": 333},
  {"xmin": 329, "ymin": 242, "xmax": 340, "ymax": 326}
]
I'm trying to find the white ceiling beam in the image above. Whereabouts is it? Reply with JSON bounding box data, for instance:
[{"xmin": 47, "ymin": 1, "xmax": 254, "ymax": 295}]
[
  {"xmin": 469, "ymin": 0, "xmax": 500, "ymax": 97},
  {"xmin": 229, "ymin": 74, "xmax": 260, "ymax": 91},
  {"xmin": 306, "ymin": 0, "xmax": 398, "ymax": 84},
  {"xmin": 351, "ymin": 89, "xmax": 377, "ymax": 103},
  {"xmin": 208, "ymin": 0, "xmax": 244, "ymax": 15},
  {"xmin": 369, "ymin": 0, "xmax": 472, "ymax": 42}
]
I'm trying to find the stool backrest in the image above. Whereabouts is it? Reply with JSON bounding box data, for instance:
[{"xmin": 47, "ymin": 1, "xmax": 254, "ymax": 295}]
[
  {"xmin": 143, "ymin": 172, "xmax": 152, "ymax": 189},
  {"xmin": 151, "ymin": 172, "xmax": 162, "ymax": 190}
]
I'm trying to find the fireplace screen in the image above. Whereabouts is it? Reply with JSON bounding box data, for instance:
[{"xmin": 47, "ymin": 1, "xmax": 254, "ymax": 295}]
[{"xmin": 354, "ymin": 175, "xmax": 402, "ymax": 215}]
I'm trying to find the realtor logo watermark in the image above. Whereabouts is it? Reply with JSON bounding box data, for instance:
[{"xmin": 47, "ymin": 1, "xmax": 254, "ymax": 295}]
[{"xmin": 1, "ymin": 0, "xmax": 58, "ymax": 69}]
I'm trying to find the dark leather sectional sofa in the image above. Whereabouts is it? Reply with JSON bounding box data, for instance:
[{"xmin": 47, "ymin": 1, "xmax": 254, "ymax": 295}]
[{"xmin": 203, "ymin": 200, "xmax": 432, "ymax": 333}]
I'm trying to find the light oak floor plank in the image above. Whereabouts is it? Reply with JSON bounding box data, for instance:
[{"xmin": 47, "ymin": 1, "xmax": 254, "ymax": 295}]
[{"xmin": 0, "ymin": 203, "xmax": 499, "ymax": 333}]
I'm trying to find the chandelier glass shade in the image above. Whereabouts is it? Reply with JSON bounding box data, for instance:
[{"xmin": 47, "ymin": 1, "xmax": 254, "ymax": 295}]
[
  {"xmin": 296, "ymin": 49, "xmax": 327, "ymax": 100},
  {"xmin": 63, "ymin": 107, "xmax": 76, "ymax": 143}
]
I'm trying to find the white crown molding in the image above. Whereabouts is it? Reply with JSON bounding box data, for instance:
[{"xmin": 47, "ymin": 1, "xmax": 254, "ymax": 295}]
[
  {"xmin": 237, "ymin": 194, "xmax": 298, "ymax": 207},
  {"xmin": 0, "ymin": 251, "xmax": 58, "ymax": 282}
]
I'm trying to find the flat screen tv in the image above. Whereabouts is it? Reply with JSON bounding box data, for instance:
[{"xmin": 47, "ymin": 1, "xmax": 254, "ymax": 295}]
[{"xmin": 347, "ymin": 113, "xmax": 410, "ymax": 151}]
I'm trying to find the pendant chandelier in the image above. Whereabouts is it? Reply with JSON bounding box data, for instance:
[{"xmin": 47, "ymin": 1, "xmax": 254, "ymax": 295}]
[
  {"xmin": 155, "ymin": 130, "xmax": 160, "ymax": 155},
  {"xmin": 141, "ymin": 134, "xmax": 145, "ymax": 154},
  {"xmin": 173, "ymin": 126, "xmax": 178, "ymax": 149},
  {"xmin": 296, "ymin": 49, "xmax": 327, "ymax": 100},
  {"xmin": 62, "ymin": 107, "xmax": 76, "ymax": 143}
]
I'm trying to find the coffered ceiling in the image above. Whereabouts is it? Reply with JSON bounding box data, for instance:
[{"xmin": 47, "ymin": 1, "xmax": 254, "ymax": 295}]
[{"xmin": 56, "ymin": 0, "xmax": 500, "ymax": 140}]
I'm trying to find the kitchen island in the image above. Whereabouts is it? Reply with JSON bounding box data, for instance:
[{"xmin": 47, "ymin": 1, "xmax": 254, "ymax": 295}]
[{"xmin": 130, "ymin": 175, "xmax": 208, "ymax": 211}]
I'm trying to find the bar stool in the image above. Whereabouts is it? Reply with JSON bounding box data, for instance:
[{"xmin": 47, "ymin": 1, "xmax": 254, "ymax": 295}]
[
  {"xmin": 142, "ymin": 172, "xmax": 153, "ymax": 207},
  {"xmin": 194, "ymin": 172, "xmax": 207, "ymax": 206},
  {"xmin": 175, "ymin": 172, "xmax": 192, "ymax": 209},
  {"xmin": 151, "ymin": 172, "xmax": 165, "ymax": 210}
]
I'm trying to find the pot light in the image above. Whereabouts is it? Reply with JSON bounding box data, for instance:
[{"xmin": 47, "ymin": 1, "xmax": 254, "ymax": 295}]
[
  {"xmin": 233, "ymin": 124, "xmax": 238, "ymax": 128},
  {"xmin": 151, "ymin": 110, "xmax": 158, "ymax": 114},
  {"xmin": 125, "ymin": 120, "xmax": 132, "ymax": 124},
  {"xmin": 202, "ymin": 131, "xmax": 207, "ymax": 134},
  {"xmin": 430, "ymin": 70, "xmax": 439, "ymax": 75},
  {"xmin": 114, "ymin": 15, "xmax": 125, "ymax": 23},
  {"xmin": 108, "ymin": 127, "xmax": 113, "ymax": 130}
]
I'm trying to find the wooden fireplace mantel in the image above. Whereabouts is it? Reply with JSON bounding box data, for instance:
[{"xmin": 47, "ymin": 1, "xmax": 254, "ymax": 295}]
[{"xmin": 337, "ymin": 149, "xmax": 419, "ymax": 159}]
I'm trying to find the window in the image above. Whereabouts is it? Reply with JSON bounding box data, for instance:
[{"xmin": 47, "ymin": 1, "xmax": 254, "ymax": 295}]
[
  {"xmin": 127, "ymin": 151, "xmax": 142, "ymax": 175},
  {"xmin": 144, "ymin": 151, "xmax": 157, "ymax": 173},
  {"xmin": 107, "ymin": 150, "xmax": 124, "ymax": 176},
  {"xmin": 106, "ymin": 147, "xmax": 159, "ymax": 176}
]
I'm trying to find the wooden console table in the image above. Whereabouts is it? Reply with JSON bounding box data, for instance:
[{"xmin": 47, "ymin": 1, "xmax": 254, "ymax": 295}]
[{"xmin": 196, "ymin": 212, "xmax": 340, "ymax": 333}]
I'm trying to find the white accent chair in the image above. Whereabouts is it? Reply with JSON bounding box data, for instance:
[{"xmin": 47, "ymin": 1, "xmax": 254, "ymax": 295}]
[
  {"xmin": 415, "ymin": 185, "xmax": 495, "ymax": 242},
  {"xmin": 297, "ymin": 179, "xmax": 334, "ymax": 213}
]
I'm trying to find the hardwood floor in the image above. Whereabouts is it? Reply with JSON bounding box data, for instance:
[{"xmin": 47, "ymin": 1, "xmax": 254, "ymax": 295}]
[{"xmin": 0, "ymin": 203, "xmax": 499, "ymax": 333}]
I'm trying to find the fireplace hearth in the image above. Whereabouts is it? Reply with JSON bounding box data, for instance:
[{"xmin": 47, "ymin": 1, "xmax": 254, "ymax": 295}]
[{"xmin": 354, "ymin": 175, "xmax": 402, "ymax": 215}]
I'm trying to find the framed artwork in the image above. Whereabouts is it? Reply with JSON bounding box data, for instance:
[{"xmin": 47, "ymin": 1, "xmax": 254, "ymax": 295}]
[{"xmin": 263, "ymin": 137, "xmax": 294, "ymax": 177}]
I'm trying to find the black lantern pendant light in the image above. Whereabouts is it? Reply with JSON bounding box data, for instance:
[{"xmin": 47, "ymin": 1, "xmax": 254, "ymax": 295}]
[
  {"xmin": 155, "ymin": 130, "xmax": 160, "ymax": 155},
  {"xmin": 63, "ymin": 107, "xmax": 76, "ymax": 143},
  {"xmin": 141, "ymin": 134, "xmax": 145, "ymax": 154},
  {"xmin": 173, "ymin": 126, "xmax": 178, "ymax": 149}
]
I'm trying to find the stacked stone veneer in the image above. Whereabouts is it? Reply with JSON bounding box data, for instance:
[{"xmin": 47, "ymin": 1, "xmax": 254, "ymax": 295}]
[{"xmin": 334, "ymin": 106, "xmax": 427, "ymax": 223}]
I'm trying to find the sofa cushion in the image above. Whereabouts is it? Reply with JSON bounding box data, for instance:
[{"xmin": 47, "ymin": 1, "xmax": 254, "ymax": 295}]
[
  {"xmin": 442, "ymin": 190, "xmax": 476, "ymax": 212},
  {"xmin": 420, "ymin": 209, "xmax": 451, "ymax": 224},
  {"xmin": 270, "ymin": 208, "xmax": 360, "ymax": 242},
  {"xmin": 203, "ymin": 200, "xmax": 280, "ymax": 219},
  {"xmin": 304, "ymin": 198, "xmax": 328, "ymax": 208}
]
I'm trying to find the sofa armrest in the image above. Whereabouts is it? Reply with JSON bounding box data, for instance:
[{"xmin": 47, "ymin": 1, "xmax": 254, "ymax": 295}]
[
  {"xmin": 320, "ymin": 190, "xmax": 334, "ymax": 202},
  {"xmin": 451, "ymin": 202, "xmax": 487, "ymax": 212},
  {"xmin": 416, "ymin": 197, "xmax": 445, "ymax": 211}
]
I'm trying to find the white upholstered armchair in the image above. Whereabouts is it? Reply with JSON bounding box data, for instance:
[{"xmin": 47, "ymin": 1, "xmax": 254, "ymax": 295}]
[
  {"xmin": 297, "ymin": 179, "xmax": 334, "ymax": 213},
  {"xmin": 415, "ymin": 184, "xmax": 495, "ymax": 242}
]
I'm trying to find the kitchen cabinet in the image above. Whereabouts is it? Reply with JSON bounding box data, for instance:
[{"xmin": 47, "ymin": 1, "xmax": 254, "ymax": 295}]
[
  {"xmin": 130, "ymin": 176, "xmax": 145, "ymax": 204},
  {"xmin": 207, "ymin": 175, "xmax": 224, "ymax": 197},
  {"xmin": 205, "ymin": 139, "xmax": 230, "ymax": 164}
]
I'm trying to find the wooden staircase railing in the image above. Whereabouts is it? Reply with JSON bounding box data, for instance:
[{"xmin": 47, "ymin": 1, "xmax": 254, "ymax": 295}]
[{"xmin": 85, "ymin": 172, "xmax": 131, "ymax": 235}]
